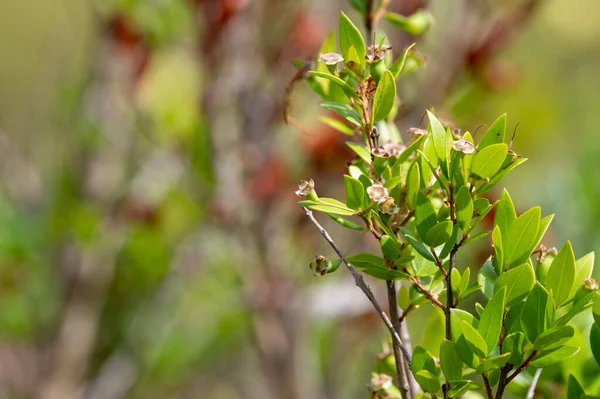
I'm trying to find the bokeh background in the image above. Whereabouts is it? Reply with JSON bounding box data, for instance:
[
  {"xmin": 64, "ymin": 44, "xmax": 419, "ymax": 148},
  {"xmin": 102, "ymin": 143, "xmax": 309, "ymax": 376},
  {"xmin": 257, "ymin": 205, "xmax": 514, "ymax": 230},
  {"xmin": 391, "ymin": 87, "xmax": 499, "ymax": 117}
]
[{"xmin": 0, "ymin": 0, "xmax": 599, "ymax": 398}]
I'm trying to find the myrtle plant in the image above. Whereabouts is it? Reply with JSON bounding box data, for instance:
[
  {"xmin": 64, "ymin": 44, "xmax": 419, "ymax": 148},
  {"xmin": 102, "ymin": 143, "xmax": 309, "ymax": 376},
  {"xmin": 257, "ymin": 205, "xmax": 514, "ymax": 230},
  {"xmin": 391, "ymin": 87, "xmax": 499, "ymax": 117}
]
[{"xmin": 290, "ymin": 2, "xmax": 600, "ymax": 399}]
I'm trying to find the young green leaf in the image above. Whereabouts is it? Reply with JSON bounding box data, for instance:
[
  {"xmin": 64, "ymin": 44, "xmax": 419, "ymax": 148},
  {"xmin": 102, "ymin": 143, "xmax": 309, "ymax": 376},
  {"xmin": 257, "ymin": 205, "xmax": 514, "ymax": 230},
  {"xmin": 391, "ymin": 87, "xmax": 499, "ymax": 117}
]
[
  {"xmin": 346, "ymin": 253, "xmax": 408, "ymax": 280},
  {"xmin": 530, "ymin": 345, "xmax": 580, "ymax": 368},
  {"xmin": 384, "ymin": 10, "xmax": 432, "ymax": 36},
  {"xmin": 318, "ymin": 116, "xmax": 354, "ymax": 135},
  {"xmin": 424, "ymin": 220, "xmax": 453, "ymax": 248},
  {"xmin": 380, "ymin": 235, "xmax": 400, "ymax": 260},
  {"xmin": 566, "ymin": 375, "xmax": 585, "ymax": 399},
  {"xmin": 339, "ymin": 12, "xmax": 366, "ymax": 71},
  {"xmin": 494, "ymin": 189, "xmax": 516, "ymax": 247},
  {"xmin": 555, "ymin": 291, "xmax": 595, "ymax": 327},
  {"xmin": 308, "ymin": 71, "xmax": 357, "ymax": 99},
  {"xmin": 389, "ymin": 43, "xmax": 416, "ymax": 79},
  {"xmin": 343, "ymin": 175, "xmax": 365, "ymax": 210},
  {"xmin": 590, "ymin": 323, "xmax": 600, "ymax": 368},
  {"xmin": 415, "ymin": 192, "xmax": 437, "ymax": 241},
  {"xmin": 414, "ymin": 370, "xmax": 441, "ymax": 393},
  {"xmin": 478, "ymin": 259, "xmax": 497, "ymax": 300},
  {"xmin": 460, "ymin": 320, "xmax": 487, "ymax": 358},
  {"xmin": 533, "ymin": 325, "xmax": 574, "ymax": 351},
  {"xmin": 570, "ymin": 252, "xmax": 595, "ymax": 299},
  {"xmin": 372, "ymin": 70, "xmax": 396, "ymax": 122},
  {"xmin": 427, "ymin": 111, "xmax": 448, "ymax": 165},
  {"xmin": 458, "ymin": 268, "xmax": 471, "ymax": 299},
  {"xmin": 521, "ymin": 283, "xmax": 549, "ymax": 344},
  {"xmin": 504, "ymin": 207, "xmax": 541, "ymax": 267},
  {"xmin": 478, "ymin": 288, "xmax": 506, "ymax": 354},
  {"xmin": 440, "ymin": 340, "xmax": 463, "ymax": 382},
  {"xmin": 455, "ymin": 185, "xmax": 473, "ymax": 230},
  {"xmin": 327, "ymin": 213, "xmax": 365, "ymax": 230},
  {"xmin": 503, "ymin": 332, "xmax": 524, "ymax": 365},
  {"xmin": 320, "ymin": 101, "xmax": 362, "ymax": 126},
  {"xmin": 471, "ymin": 143, "xmax": 508, "ymax": 179},
  {"xmin": 546, "ymin": 240, "xmax": 576, "ymax": 306},
  {"xmin": 399, "ymin": 227, "xmax": 435, "ymax": 262},
  {"xmin": 478, "ymin": 114, "xmax": 506, "ymax": 149},
  {"xmin": 298, "ymin": 200, "xmax": 355, "ymax": 215},
  {"xmin": 411, "ymin": 346, "xmax": 437, "ymax": 375},
  {"xmin": 494, "ymin": 263, "xmax": 535, "ymax": 307},
  {"xmin": 477, "ymin": 157, "xmax": 528, "ymax": 194},
  {"xmin": 406, "ymin": 162, "xmax": 420, "ymax": 210},
  {"xmin": 447, "ymin": 381, "xmax": 477, "ymax": 398},
  {"xmin": 492, "ymin": 225, "xmax": 503, "ymax": 274},
  {"xmin": 345, "ymin": 142, "xmax": 372, "ymax": 164},
  {"xmin": 476, "ymin": 353, "xmax": 511, "ymax": 374}
]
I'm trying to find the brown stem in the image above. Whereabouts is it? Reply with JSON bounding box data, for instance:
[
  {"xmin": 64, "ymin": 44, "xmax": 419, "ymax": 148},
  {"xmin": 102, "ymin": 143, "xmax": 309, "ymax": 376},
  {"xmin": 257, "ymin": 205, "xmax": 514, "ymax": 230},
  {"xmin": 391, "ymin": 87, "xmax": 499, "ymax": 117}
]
[
  {"xmin": 482, "ymin": 373, "xmax": 494, "ymax": 399},
  {"xmin": 495, "ymin": 365, "xmax": 510, "ymax": 399},
  {"xmin": 398, "ymin": 303, "xmax": 414, "ymax": 324},
  {"xmin": 408, "ymin": 276, "xmax": 446, "ymax": 310},
  {"xmin": 387, "ymin": 280, "xmax": 412, "ymax": 399},
  {"xmin": 302, "ymin": 207, "xmax": 412, "ymax": 364},
  {"xmin": 506, "ymin": 350, "xmax": 538, "ymax": 384}
]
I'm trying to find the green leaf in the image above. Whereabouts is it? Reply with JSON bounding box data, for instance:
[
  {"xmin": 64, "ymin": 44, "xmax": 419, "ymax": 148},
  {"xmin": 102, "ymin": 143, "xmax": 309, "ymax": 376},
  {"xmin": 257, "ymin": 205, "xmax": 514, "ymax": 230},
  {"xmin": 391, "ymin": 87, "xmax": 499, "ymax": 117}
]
[
  {"xmin": 406, "ymin": 162, "xmax": 420, "ymax": 210},
  {"xmin": 494, "ymin": 263, "xmax": 535, "ymax": 307},
  {"xmin": 399, "ymin": 227, "xmax": 435, "ymax": 262},
  {"xmin": 494, "ymin": 189, "xmax": 516, "ymax": 248},
  {"xmin": 458, "ymin": 268, "xmax": 471, "ymax": 299},
  {"xmin": 476, "ymin": 353, "xmax": 511, "ymax": 374},
  {"xmin": 460, "ymin": 320, "xmax": 487, "ymax": 358},
  {"xmin": 590, "ymin": 323, "xmax": 600, "ymax": 367},
  {"xmin": 308, "ymin": 71, "xmax": 357, "ymax": 99},
  {"xmin": 414, "ymin": 370, "xmax": 440, "ymax": 393},
  {"xmin": 455, "ymin": 185, "xmax": 473, "ymax": 230},
  {"xmin": 415, "ymin": 193, "xmax": 437, "ymax": 242},
  {"xmin": 380, "ymin": 235, "xmax": 400, "ymax": 260},
  {"xmin": 594, "ymin": 293, "xmax": 600, "ymax": 327},
  {"xmin": 320, "ymin": 102, "xmax": 362, "ymax": 126},
  {"xmin": 427, "ymin": 110, "xmax": 448, "ymax": 165},
  {"xmin": 345, "ymin": 45, "xmax": 364, "ymax": 78},
  {"xmin": 471, "ymin": 143, "xmax": 508, "ymax": 179},
  {"xmin": 478, "ymin": 114, "xmax": 506, "ymax": 149},
  {"xmin": 346, "ymin": 253, "xmax": 409, "ymax": 280},
  {"xmin": 447, "ymin": 381, "xmax": 476, "ymax": 398},
  {"xmin": 345, "ymin": 142, "xmax": 372, "ymax": 164},
  {"xmin": 389, "ymin": 43, "xmax": 416, "ymax": 79},
  {"xmin": 424, "ymin": 220, "xmax": 453, "ymax": 248},
  {"xmin": 298, "ymin": 200, "xmax": 355, "ymax": 215},
  {"xmin": 478, "ymin": 288, "xmax": 506, "ymax": 354},
  {"xmin": 384, "ymin": 10, "xmax": 432, "ymax": 35},
  {"xmin": 555, "ymin": 291, "xmax": 596, "ymax": 326},
  {"xmin": 521, "ymin": 283, "xmax": 549, "ymax": 344},
  {"xmin": 534, "ymin": 325, "xmax": 574, "ymax": 350},
  {"xmin": 503, "ymin": 332, "xmax": 524, "ymax": 365},
  {"xmin": 492, "ymin": 225, "xmax": 503, "ymax": 275},
  {"xmin": 479, "ymin": 259, "xmax": 497, "ymax": 300},
  {"xmin": 440, "ymin": 340, "xmax": 463, "ymax": 382},
  {"xmin": 411, "ymin": 346, "xmax": 436, "ymax": 375},
  {"xmin": 463, "ymin": 230, "xmax": 491, "ymax": 246},
  {"xmin": 326, "ymin": 213, "xmax": 365, "ymax": 230},
  {"xmin": 570, "ymin": 252, "xmax": 595, "ymax": 299},
  {"xmin": 476, "ymin": 157, "xmax": 528, "ymax": 194},
  {"xmin": 566, "ymin": 375, "xmax": 585, "ymax": 399},
  {"xmin": 343, "ymin": 175, "xmax": 365, "ymax": 210},
  {"xmin": 504, "ymin": 207, "xmax": 541, "ymax": 267},
  {"xmin": 546, "ymin": 240, "xmax": 576, "ymax": 306},
  {"xmin": 513, "ymin": 214, "xmax": 554, "ymax": 267},
  {"xmin": 372, "ymin": 70, "xmax": 396, "ymax": 122},
  {"xmin": 339, "ymin": 12, "xmax": 366, "ymax": 71},
  {"xmin": 530, "ymin": 346, "xmax": 580, "ymax": 368},
  {"xmin": 318, "ymin": 116, "xmax": 355, "ymax": 135}
]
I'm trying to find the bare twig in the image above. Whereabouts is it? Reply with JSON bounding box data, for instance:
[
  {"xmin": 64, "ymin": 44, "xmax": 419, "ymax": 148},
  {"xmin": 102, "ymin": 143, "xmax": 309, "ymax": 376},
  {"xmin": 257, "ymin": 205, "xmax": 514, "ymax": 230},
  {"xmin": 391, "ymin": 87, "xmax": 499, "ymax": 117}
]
[
  {"xmin": 526, "ymin": 369, "xmax": 542, "ymax": 399},
  {"xmin": 387, "ymin": 281, "xmax": 413, "ymax": 399},
  {"xmin": 408, "ymin": 276, "xmax": 445, "ymax": 310},
  {"xmin": 482, "ymin": 373, "xmax": 493, "ymax": 399},
  {"xmin": 506, "ymin": 350, "xmax": 538, "ymax": 384},
  {"xmin": 302, "ymin": 207, "xmax": 412, "ymax": 365}
]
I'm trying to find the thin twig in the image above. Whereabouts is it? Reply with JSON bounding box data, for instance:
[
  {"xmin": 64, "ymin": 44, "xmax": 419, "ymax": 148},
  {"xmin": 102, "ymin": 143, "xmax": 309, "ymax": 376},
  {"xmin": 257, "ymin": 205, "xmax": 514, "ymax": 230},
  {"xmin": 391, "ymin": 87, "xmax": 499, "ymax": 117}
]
[
  {"xmin": 302, "ymin": 207, "xmax": 412, "ymax": 365},
  {"xmin": 387, "ymin": 280, "xmax": 413, "ymax": 399},
  {"xmin": 506, "ymin": 350, "xmax": 538, "ymax": 384},
  {"xmin": 526, "ymin": 369, "xmax": 542, "ymax": 399},
  {"xmin": 482, "ymin": 373, "xmax": 494, "ymax": 399},
  {"xmin": 408, "ymin": 276, "xmax": 446, "ymax": 310}
]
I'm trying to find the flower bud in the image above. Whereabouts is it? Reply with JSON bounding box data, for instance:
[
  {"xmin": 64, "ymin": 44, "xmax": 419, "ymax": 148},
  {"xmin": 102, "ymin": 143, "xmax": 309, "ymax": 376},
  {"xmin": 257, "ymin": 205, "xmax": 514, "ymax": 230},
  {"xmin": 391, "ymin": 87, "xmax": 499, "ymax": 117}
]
[
  {"xmin": 536, "ymin": 251, "xmax": 555, "ymax": 285},
  {"xmin": 408, "ymin": 127, "xmax": 427, "ymax": 136},
  {"xmin": 309, "ymin": 255, "xmax": 341, "ymax": 277},
  {"xmin": 368, "ymin": 373, "xmax": 393, "ymax": 392},
  {"xmin": 372, "ymin": 142, "xmax": 406, "ymax": 158},
  {"xmin": 380, "ymin": 197, "xmax": 400, "ymax": 215},
  {"xmin": 574, "ymin": 278, "xmax": 599, "ymax": 303},
  {"xmin": 318, "ymin": 52, "xmax": 344, "ymax": 74}
]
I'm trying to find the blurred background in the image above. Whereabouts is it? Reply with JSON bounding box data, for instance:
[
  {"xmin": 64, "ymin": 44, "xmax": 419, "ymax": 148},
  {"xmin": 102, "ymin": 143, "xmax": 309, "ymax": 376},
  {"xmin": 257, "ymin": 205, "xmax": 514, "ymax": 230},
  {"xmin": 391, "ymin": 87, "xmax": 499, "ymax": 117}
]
[{"xmin": 0, "ymin": 0, "xmax": 599, "ymax": 398}]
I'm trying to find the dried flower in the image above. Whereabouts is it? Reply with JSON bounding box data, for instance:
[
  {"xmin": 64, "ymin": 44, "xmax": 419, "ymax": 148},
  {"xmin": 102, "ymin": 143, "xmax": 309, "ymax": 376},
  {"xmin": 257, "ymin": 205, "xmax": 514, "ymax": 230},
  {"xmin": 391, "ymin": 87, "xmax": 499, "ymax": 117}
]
[
  {"xmin": 368, "ymin": 374, "xmax": 393, "ymax": 392},
  {"xmin": 372, "ymin": 142, "xmax": 406, "ymax": 158},
  {"xmin": 408, "ymin": 127, "xmax": 427, "ymax": 136},
  {"xmin": 295, "ymin": 179, "xmax": 315, "ymax": 197},
  {"xmin": 366, "ymin": 45, "xmax": 392, "ymax": 62},
  {"xmin": 367, "ymin": 184, "xmax": 389, "ymax": 203},
  {"xmin": 380, "ymin": 197, "xmax": 399, "ymax": 215},
  {"xmin": 452, "ymin": 139, "xmax": 476, "ymax": 154},
  {"xmin": 583, "ymin": 277, "xmax": 599, "ymax": 291},
  {"xmin": 318, "ymin": 52, "xmax": 344, "ymax": 65}
]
